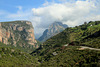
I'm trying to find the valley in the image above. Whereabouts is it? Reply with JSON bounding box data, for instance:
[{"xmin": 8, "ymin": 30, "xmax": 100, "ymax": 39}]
[
  {"xmin": 0, "ymin": 0, "xmax": 100, "ymax": 67},
  {"xmin": 0, "ymin": 21, "xmax": 100, "ymax": 67}
]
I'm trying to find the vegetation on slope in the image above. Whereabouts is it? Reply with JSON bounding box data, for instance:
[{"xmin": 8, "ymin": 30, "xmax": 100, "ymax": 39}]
[
  {"xmin": 0, "ymin": 42, "xmax": 39, "ymax": 67},
  {"xmin": 40, "ymin": 46, "xmax": 100, "ymax": 67},
  {"xmin": 43, "ymin": 21, "xmax": 100, "ymax": 48},
  {"xmin": 0, "ymin": 21, "xmax": 100, "ymax": 67},
  {"xmin": 31, "ymin": 21, "xmax": 100, "ymax": 67},
  {"xmin": 32, "ymin": 46, "xmax": 100, "ymax": 67}
]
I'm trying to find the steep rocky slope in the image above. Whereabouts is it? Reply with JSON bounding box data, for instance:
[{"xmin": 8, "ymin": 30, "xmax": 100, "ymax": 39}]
[
  {"xmin": 0, "ymin": 21, "xmax": 38, "ymax": 49},
  {"xmin": 38, "ymin": 22, "xmax": 68, "ymax": 42}
]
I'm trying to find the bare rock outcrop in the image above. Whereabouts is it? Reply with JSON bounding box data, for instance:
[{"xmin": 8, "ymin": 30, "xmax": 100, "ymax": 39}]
[{"xmin": 0, "ymin": 21, "xmax": 38, "ymax": 48}]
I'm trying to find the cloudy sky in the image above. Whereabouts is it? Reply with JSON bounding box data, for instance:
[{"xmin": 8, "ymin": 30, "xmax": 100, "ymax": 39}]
[{"xmin": 0, "ymin": 0, "xmax": 100, "ymax": 39}]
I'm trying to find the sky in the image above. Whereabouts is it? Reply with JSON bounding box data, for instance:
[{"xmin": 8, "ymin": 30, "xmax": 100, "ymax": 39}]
[{"xmin": 0, "ymin": 0, "xmax": 100, "ymax": 39}]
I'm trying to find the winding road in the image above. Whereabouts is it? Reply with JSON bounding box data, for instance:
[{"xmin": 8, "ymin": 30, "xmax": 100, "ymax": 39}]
[
  {"xmin": 80, "ymin": 46, "xmax": 100, "ymax": 51},
  {"xmin": 64, "ymin": 44, "xmax": 100, "ymax": 51}
]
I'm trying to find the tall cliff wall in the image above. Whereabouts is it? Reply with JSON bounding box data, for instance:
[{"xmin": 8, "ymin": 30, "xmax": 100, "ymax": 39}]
[{"xmin": 0, "ymin": 21, "xmax": 38, "ymax": 48}]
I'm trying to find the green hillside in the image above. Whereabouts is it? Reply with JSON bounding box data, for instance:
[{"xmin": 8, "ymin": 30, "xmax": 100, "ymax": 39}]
[
  {"xmin": 0, "ymin": 42, "xmax": 39, "ymax": 67},
  {"xmin": 31, "ymin": 21, "xmax": 100, "ymax": 67},
  {"xmin": 40, "ymin": 47, "xmax": 100, "ymax": 67},
  {"xmin": 0, "ymin": 21, "xmax": 100, "ymax": 67},
  {"xmin": 43, "ymin": 21, "xmax": 100, "ymax": 48}
]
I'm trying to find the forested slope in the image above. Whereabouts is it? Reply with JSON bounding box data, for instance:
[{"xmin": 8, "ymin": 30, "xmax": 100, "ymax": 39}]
[{"xmin": 32, "ymin": 21, "xmax": 100, "ymax": 67}]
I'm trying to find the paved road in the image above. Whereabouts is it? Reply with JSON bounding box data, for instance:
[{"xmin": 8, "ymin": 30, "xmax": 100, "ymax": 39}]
[
  {"xmin": 64, "ymin": 44, "xmax": 100, "ymax": 51},
  {"xmin": 80, "ymin": 46, "xmax": 100, "ymax": 51}
]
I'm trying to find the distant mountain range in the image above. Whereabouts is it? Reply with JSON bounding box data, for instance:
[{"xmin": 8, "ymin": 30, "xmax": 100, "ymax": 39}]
[{"xmin": 38, "ymin": 22, "xmax": 68, "ymax": 42}]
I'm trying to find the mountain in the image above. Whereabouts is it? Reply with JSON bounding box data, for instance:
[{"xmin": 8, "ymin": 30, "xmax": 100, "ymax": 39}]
[
  {"xmin": 41, "ymin": 21, "xmax": 100, "ymax": 48},
  {"xmin": 31, "ymin": 21, "xmax": 100, "ymax": 67},
  {"xmin": 38, "ymin": 22, "xmax": 68, "ymax": 42},
  {"xmin": 0, "ymin": 21, "xmax": 39, "ymax": 51},
  {"xmin": 0, "ymin": 20, "xmax": 100, "ymax": 67}
]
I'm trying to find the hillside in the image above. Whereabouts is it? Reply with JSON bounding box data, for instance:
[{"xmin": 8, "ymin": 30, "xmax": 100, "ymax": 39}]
[
  {"xmin": 0, "ymin": 21, "xmax": 100, "ymax": 67},
  {"xmin": 31, "ymin": 21, "xmax": 100, "ymax": 67},
  {"xmin": 0, "ymin": 42, "xmax": 39, "ymax": 67},
  {"xmin": 43, "ymin": 21, "xmax": 100, "ymax": 48},
  {"xmin": 38, "ymin": 22, "xmax": 68, "ymax": 42},
  {"xmin": 40, "ymin": 46, "xmax": 100, "ymax": 67}
]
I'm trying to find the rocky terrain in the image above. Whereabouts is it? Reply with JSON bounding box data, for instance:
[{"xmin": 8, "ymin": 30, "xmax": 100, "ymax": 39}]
[
  {"xmin": 38, "ymin": 22, "xmax": 68, "ymax": 42},
  {"xmin": 0, "ymin": 21, "xmax": 38, "ymax": 49}
]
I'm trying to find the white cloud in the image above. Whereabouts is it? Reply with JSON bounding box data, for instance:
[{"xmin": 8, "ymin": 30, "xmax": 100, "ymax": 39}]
[
  {"xmin": 0, "ymin": 9, "xmax": 32, "ymax": 22},
  {"xmin": 59, "ymin": 0, "xmax": 66, "ymax": 1},
  {"xmin": 43, "ymin": 0, "xmax": 49, "ymax": 6},
  {"xmin": 6, "ymin": 6, "xmax": 32, "ymax": 20},
  {"xmin": 31, "ymin": 0, "xmax": 100, "ymax": 38},
  {"xmin": 16, "ymin": 6, "xmax": 23, "ymax": 10},
  {"xmin": 0, "ymin": 10, "xmax": 6, "ymax": 15},
  {"xmin": 6, "ymin": 10, "xmax": 31, "ymax": 20},
  {"xmin": 0, "ymin": 0, "xmax": 100, "ymax": 39},
  {"xmin": 59, "ymin": 0, "xmax": 76, "ymax": 3},
  {"xmin": 86, "ymin": 15, "xmax": 100, "ymax": 21}
]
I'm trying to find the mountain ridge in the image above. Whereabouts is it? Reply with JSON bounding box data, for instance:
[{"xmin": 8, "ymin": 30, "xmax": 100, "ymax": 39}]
[
  {"xmin": 31, "ymin": 21, "xmax": 100, "ymax": 67},
  {"xmin": 38, "ymin": 22, "xmax": 68, "ymax": 42}
]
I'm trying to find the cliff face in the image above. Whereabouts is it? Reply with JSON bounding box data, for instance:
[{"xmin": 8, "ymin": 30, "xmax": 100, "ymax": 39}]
[
  {"xmin": 38, "ymin": 22, "xmax": 68, "ymax": 42},
  {"xmin": 0, "ymin": 21, "xmax": 38, "ymax": 48}
]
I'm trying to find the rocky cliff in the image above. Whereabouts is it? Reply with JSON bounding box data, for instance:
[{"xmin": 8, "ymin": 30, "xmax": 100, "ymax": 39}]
[
  {"xmin": 38, "ymin": 22, "xmax": 68, "ymax": 42},
  {"xmin": 0, "ymin": 21, "xmax": 38, "ymax": 48}
]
